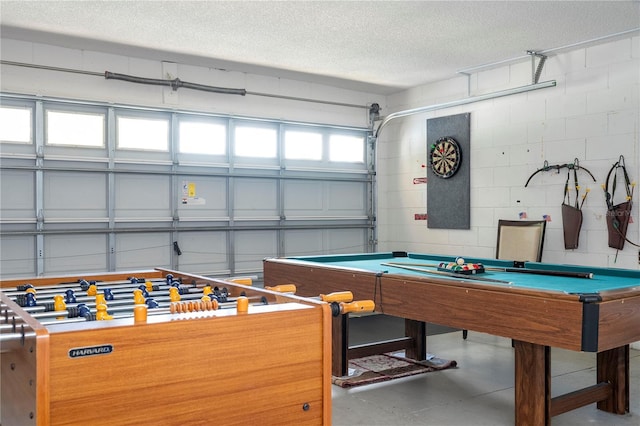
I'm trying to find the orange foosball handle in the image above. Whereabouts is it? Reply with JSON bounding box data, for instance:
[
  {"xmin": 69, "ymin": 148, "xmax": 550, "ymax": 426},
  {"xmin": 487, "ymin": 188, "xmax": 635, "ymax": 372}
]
[
  {"xmin": 333, "ymin": 300, "xmax": 375, "ymax": 316},
  {"xmin": 236, "ymin": 296, "xmax": 249, "ymax": 313},
  {"xmin": 319, "ymin": 291, "xmax": 353, "ymax": 303},
  {"xmin": 264, "ymin": 284, "xmax": 297, "ymax": 293},
  {"xmin": 264, "ymin": 285, "xmax": 354, "ymax": 305}
]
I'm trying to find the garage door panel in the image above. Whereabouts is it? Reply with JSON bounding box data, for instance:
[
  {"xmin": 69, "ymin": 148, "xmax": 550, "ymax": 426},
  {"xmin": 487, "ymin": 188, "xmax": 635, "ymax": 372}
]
[
  {"xmin": 115, "ymin": 232, "xmax": 170, "ymax": 270},
  {"xmin": 176, "ymin": 231, "xmax": 228, "ymax": 274},
  {"xmin": 235, "ymin": 179, "xmax": 278, "ymax": 218},
  {"xmin": 328, "ymin": 182, "xmax": 365, "ymax": 212},
  {"xmin": 235, "ymin": 230, "xmax": 277, "ymax": 273},
  {"xmin": 0, "ymin": 236, "xmax": 36, "ymax": 277},
  {"xmin": 44, "ymin": 171, "xmax": 107, "ymax": 219},
  {"xmin": 327, "ymin": 229, "xmax": 367, "ymax": 253},
  {"xmin": 44, "ymin": 234, "xmax": 107, "ymax": 274},
  {"xmin": 284, "ymin": 181, "xmax": 323, "ymax": 212},
  {"xmin": 284, "ymin": 229, "xmax": 324, "ymax": 256},
  {"xmin": 0, "ymin": 170, "xmax": 35, "ymax": 219},
  {"xmin": 178, "ymin": 177, "xmax": 228, "ymax": 219},
  {"xmin": 115, "ymin": 175, "xmax": 171, "ymax": 219}
]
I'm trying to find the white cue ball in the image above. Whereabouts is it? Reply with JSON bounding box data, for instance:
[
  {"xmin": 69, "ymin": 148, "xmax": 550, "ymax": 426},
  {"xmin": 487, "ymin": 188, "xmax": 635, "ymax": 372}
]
[{"xmin": 455, "ymin": 257, "xmax": 465, "ymax": 265}]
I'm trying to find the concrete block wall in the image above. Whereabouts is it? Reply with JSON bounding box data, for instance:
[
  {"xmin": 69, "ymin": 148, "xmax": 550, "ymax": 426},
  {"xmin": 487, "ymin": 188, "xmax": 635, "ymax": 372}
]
[{"xmin": 377, "ymin": 34, "xmax": 640, "ymax": 270}]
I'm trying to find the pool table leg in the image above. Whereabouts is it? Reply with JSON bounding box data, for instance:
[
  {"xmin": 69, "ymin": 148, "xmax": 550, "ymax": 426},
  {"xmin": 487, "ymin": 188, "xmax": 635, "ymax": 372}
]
[
  {"xmin": 514, "ymin": 340, "xmax": 551, "ymax": 426},
  {"xmin": 330, "ymin": 316, "xmax": 428, "ymax": 376},
  {"xmin": 596, "ymin": 345, "xmax": 629, "ymax": 414},
  {"xmin": 332, "ymin": 313, "xmax": 349, "ymax": 377},
  {"xmin": 404, "ymin": 319, "xmax": 426, "ymax": 361}
]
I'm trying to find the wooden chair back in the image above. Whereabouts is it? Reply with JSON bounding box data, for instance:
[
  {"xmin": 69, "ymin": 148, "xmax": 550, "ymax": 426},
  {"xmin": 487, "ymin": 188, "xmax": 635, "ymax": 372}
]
[{"xmin": 496, "ymin": 219, "xmax": 546, "ymax": 262}]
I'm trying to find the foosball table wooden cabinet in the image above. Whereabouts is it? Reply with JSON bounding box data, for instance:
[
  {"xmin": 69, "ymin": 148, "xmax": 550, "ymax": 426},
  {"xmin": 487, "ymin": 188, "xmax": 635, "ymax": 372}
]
[{"xmin": 0, "ymin": 269, "xmax": 332, "ymax": 425}]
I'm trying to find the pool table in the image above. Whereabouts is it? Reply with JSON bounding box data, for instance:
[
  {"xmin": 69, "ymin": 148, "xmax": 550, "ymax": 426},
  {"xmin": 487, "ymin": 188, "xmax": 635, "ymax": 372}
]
[{"xmin": 263, "ymin": 251, "xmax": 640, "ymax": 426}]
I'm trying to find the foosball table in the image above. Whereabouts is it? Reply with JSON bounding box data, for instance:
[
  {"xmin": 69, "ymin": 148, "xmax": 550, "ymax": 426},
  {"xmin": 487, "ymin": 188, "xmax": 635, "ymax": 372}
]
[{"xmin": 1, "ymin": 269, "xmax": 334, "ymax": 426}]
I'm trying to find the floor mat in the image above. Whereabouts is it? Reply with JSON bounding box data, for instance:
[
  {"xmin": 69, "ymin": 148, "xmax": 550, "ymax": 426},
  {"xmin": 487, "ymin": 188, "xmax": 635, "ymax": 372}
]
[{"xmin": 332, "ymin": 352, "xmax": 457, "ymax": 388}]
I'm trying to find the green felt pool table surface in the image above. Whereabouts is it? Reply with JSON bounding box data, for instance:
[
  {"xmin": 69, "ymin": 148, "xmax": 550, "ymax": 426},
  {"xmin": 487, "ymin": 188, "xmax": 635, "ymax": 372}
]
[{"xmin": 287, "ymin": 252, "xmax": 640, "ymax": 295}]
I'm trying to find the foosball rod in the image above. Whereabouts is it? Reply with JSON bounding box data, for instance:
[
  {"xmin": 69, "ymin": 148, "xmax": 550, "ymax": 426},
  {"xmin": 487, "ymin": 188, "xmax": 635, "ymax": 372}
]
[
  {"xmin": 2, "ymin": 296, "xmax": 266, "ymax": 329},
  {"xmin": 1, "ymin": 281, "xmax": 244, "ymax": 305},
  {"xmin": 0, "ymin": 307, "xmax": 153, "ymax": 330},
  {"xmin": 0, "ymin": 302, "xmax": 227, "ymax": 340},
  {"xmin": 0, "ymin": 330, "xmax": 37, "ymax": 347},
  {"xmin": 26, "ymin": 294, "xmax": 268, "ymax": 321},
  {"xmin": 2, "ymin": 275, "xmax": 257, "ymax": 295},
  {"xmin": 14, "ymin": 285, "xmax": 231, "ymax": 309},
  {"xmin": 6, "ymin": 278, "xmax": 239, "ymax": 304},
  {"xmin": 0, "ymin": 279, "xmax": 194, "ymax": 299},
  {"xmin": 17, "ymin": 292, "xmax": 210, "ymax": 314},
  {"xmin": 263, "ymin": 285, "xmax": 375, "ymax": 316},
  {"xmin": 0, "ymin": 317, "xmax": 88, "ymax": 333},
  {"xmin": 265, "ymin": 284, "xmax": 355, "ymax": 303},
  {"xmin": 1, "ymin": 278, "xmax": 170, "ymax": 295}
]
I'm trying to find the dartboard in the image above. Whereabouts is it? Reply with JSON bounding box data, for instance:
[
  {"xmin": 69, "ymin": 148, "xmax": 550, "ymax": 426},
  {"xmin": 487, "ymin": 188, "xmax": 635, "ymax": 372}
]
[{"xmin": 430, "ymin": 137, "xmax": 461, "ymax": 179}]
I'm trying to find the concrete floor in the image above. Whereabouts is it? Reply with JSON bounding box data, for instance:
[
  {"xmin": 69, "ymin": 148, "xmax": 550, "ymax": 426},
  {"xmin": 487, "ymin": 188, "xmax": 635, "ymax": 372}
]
[{"xmin": 331, "ymin": 315, "xmax": 640, "ymax": 426}]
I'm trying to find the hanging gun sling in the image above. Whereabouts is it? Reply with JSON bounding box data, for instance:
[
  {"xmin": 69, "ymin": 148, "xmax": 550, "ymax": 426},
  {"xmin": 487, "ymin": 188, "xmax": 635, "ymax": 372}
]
[
  {"xmin": 561, "ymin": 167, "xmax": 583, "ymax": 249},
  {"xmin": 604, "ymin": 155, "xmax": 635, "ymax": 250}
]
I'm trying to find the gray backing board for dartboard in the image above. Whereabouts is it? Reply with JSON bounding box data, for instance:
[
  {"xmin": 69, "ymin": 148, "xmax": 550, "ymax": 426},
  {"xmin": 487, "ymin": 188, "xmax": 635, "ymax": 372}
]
[{"xmin": 427, "ymin": 113, "xmax": 470, "ymax": 229}]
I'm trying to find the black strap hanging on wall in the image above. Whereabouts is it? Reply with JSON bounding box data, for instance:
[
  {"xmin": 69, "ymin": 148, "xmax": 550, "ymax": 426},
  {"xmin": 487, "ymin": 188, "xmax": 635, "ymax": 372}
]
[{"xmin": 604, "ymin": 155, "xmax": 637, "ymax": 250}]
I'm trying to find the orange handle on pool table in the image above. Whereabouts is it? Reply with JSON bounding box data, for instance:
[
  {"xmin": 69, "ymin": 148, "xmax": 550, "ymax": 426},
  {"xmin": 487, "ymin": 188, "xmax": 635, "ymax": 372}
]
[{"xmin": 339, "ymin": 300, "xmax": 375, "ymax": 315}]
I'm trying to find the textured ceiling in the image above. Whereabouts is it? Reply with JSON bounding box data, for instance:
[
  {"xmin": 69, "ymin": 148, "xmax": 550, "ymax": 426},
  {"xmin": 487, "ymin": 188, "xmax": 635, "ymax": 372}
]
[{"xmin": 1, "ymin": 1, "xmax": 639, "ymax": 95}]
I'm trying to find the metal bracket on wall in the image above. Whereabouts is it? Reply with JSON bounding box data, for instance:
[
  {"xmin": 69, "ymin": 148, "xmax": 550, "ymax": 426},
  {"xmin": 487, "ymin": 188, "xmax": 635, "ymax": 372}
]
[
  {"xmin": 527, "ymin": 51, "xmax": 547, "ymax": 84},
  {"xmin": 368, "ymin": 103, "xmax": 381, "ymax": 130}
]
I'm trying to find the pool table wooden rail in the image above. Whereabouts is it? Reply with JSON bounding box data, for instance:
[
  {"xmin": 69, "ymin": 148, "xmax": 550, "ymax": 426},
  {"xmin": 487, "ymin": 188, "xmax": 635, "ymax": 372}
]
[{"xmin": 264, "ymin": 258, "xmax": 640, "ymax": 353}]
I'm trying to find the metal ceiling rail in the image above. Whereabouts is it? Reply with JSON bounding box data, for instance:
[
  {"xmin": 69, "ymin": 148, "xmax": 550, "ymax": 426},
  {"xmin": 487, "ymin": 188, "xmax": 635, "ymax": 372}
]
[
  {"xmin": 456, "ymin": 28, "xmax": 640, "ymax": 75},
  {"xmin": 374, "ymin": 79, "xmax": 556, "ymax": 138}
]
